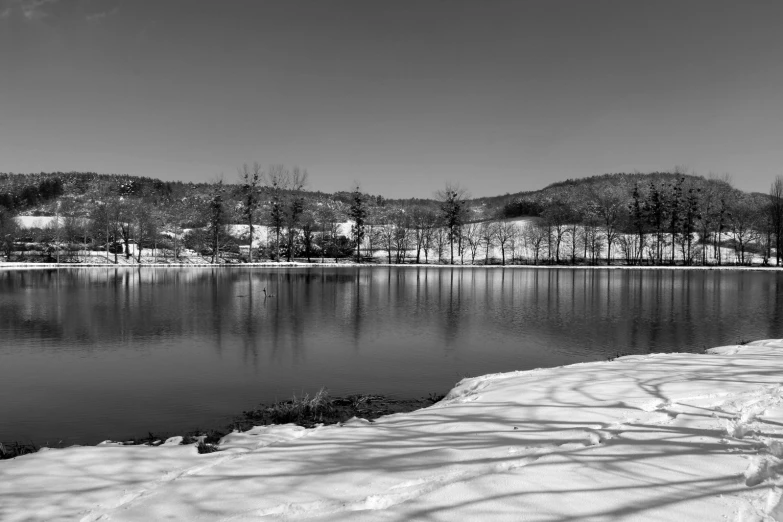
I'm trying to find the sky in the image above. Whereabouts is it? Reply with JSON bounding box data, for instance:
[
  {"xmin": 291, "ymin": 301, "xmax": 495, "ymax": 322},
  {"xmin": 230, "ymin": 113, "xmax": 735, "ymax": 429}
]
[{"xmin": 1, "ymin": 0, "xmax": 782, "ymax": 198}]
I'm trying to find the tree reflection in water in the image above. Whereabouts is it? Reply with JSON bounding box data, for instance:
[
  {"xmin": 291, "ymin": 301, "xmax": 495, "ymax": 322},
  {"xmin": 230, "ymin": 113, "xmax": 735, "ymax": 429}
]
[{"xmin": 0, "ymin": 266, "xmax": 780, "ymax": 445}]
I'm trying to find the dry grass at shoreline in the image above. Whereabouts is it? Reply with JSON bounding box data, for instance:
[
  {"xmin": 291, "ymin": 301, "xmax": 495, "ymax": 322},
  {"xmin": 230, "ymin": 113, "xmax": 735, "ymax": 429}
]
[
  {"xmin": 236, "ymin": 389, "xmax": 444, "ymax": 431},
  {"xmin": 0, "ymin": 441, "xmax": 38, "ymax": 460},
  {"xmin": 1, "ymin": 390, "xmax": 445, "ymax": 458}
]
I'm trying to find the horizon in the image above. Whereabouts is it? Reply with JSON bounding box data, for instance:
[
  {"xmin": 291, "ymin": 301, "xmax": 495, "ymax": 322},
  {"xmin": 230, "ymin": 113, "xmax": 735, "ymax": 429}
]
[
  {"xmin": 3, "ymin": 169, "xmax": 762, "ymax": 202},
  {"xmin": 2, "ymin": 0, "xmax": 782, "ymax": 198}
]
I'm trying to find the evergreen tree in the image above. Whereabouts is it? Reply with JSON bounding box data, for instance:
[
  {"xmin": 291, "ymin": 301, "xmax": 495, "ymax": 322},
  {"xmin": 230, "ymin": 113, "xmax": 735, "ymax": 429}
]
[
  {"xmin": 266, "ymin": 165, "xmax": 288, "ymax": 261},
  {"xmin": 0, "ymin": 207, "xmax": 18, "ymax": 261},
  {"xmin": 629, "ymin": 184, "xmax": 646, "ymax": 265},
  {"xmin": 349, "ymin": 185, "xmax": 367, "ymax": 262},
  {"xmin": 438, "ymin": 185, "xmax": 467, "ymax": 265},
  {"xmin": 770, "ymin": 177, "xmax": 783, "ymax": 266},
  {"xmin": 240, "ymin": 163, "xmax": 261, "ymax": 262},
  {"xmin": 666, "ymin": 178, "xmax": 684, "ymax": 264},
  {"xmin": 679, "ymin": 183, "xmax": 701, "ymax": 265},
  {"xmin": 209, "ymin": 181, "xmax": 225, "ymax": 263}
]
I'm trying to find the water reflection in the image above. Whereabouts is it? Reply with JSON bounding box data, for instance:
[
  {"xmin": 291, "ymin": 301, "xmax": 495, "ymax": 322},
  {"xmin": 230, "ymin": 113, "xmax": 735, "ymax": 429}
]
[{"xmin": 1, "ymin": 267, "xmax": 781, "ymax": 444}]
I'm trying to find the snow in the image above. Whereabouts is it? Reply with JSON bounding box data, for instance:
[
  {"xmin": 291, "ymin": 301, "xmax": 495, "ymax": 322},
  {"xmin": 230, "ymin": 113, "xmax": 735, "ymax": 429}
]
[
  {"xmin": 14, "ymin": 215, "xmax": 92, "ymax": 229},
  {"xmin": 4, "ymin": 340, "xmax": 783, "ymax": 520}
]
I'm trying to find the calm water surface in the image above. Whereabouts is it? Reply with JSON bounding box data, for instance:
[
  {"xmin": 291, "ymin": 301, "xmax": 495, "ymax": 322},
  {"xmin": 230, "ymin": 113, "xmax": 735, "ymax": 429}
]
[{"xmin": 1, "ymin": 267, "xmax": 782, "ymax": 445}]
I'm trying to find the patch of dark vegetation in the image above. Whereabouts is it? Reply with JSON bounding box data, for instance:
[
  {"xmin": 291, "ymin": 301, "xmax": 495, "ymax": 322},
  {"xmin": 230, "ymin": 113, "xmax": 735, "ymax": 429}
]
[
  {"xmin": 606, "ymin": 351, "xmax": 635, "ymax": 361},
  {"xmin": 0, "ymin": 441, "xmax": 38, "ymax": 460},
  {"xmin": 196, "ymin": 441, "xmax": 220, "ymax": 454},
  {"xmin": 90, "ymin": 389, "xmax": 444, "ymax": 455},
  {"xmin": 178, "ymin": 435, "xmax": 220, "ymax": 454},
  {"xmin": 120, "ymin": 431, "xmax": 165, "ymax": 446},
  {"xmin": 233, "ymin": 388, "xmax": 443, "ymax": 431},
  {"xmin": 181, "ymin": 428, "xmax": 225, "ymax": 448}
]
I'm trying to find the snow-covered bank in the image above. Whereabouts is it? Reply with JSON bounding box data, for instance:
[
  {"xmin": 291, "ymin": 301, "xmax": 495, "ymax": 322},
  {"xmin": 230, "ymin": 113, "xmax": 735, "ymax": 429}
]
[{"xmin": 4, "ymin": 341, "xmax": 783, "ymax": 521}]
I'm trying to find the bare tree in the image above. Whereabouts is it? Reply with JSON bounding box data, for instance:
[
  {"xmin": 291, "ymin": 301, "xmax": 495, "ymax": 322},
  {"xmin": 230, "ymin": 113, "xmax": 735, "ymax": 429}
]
[
  {"xmin": 726, "ymin": 193, "xmax": 760, "ymax": 265},
  {"xmin": 463, "ymin": 222, "xmax": 482, "ymax": 264},
  {"xmin": 479, "ymin": 221, "xmax": 499, "ymax": 264},
  {"xmin": 422, "ymin": 222, "xmax": 434, "ymax": 263},
  {"xmin": 496, "ymin": 221, "xmax": 519, "ymax": 266},
  {"xmin": 565, "ymin": 204, "xmax": 584, "ymax": 264},
  {"xmin": 59, "ymin": 198, "xmax": 84, "ymax": 255},
  {"xmin": 134, "ymin": 200, "xmax": 159, "ymax": 263},
  {"xmin": 365, "ymin": 205, "xmax": 385, "ymax": 263},
  {"xmin": 410, "ymin": 206, "xmax": 436, "ymax": 264},
  {"xmin": 379, "ymin": 222, "xmax": 394, "ymax": 264},
  {"xmin": 265, "ymin": 164, "xmax": 289, "ymax": 261},
  {"xmin": 99, "ymin": 197, "xmax": 125, "ymax": 264},
  {"xmin": 433, "ymin": 226, "xmax": 448, "ymax": 263},
  {"xmin": 113, "ymin": 197, "xmax": 133, "ymax": 261},
  {"xmin": 523, "ymin": 221, "xmax": 547, "ymax": 265},
  {"xmin": 90, "ymin": 202, "xmax": 113, "ymax": 263},
  {"xmin": 579, "ymin": 205, "xmax": 603, "ymax": 265},
  {"xmin": 314, "ymin": 204, "xmax": 338, "ymax": 262},
  {"xmin": 541, "ymin": 200, "xmax": 572, "ymax": 264},
  {"xmin": 163, "ymin": 222, "xmax": 184, "ymax": 261},
  {"xmin": 591, "ymin": 187, "xmax": 624, "ymax": 265},
  {"xmin": 283, "ymin": 167, "xmax": 308, "ymax": 261},
  {"xmin": 391, "ymin": 211, "xmax": 411, "ymax": 263}
]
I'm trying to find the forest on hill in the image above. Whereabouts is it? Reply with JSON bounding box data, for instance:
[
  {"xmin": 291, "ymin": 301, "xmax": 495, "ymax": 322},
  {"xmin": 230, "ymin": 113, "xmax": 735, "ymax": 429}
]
[{"xmin": 0, "ymin": 168, "xmax": 781, "ymax": 267}]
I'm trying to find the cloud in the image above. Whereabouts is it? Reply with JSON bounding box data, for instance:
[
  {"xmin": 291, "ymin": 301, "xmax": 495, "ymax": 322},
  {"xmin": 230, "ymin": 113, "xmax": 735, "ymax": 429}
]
[
  {"xmin": 85, "ymin": 6, "xmax": 118, "ymax": 23},
  {"xmin": 0, "ymin": 0, "xmax": 59, "ymax": 21},
  {"xmin": 22, "ymin": 0, "xmax": 56, "ymax": 19}
]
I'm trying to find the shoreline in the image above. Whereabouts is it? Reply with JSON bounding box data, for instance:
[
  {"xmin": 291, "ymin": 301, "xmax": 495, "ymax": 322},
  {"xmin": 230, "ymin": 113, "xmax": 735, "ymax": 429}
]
[
  {"xmin": 2, "ymin": 261, "xmax": 783, "ymax": 271},
  {"xmin": 1, "ymin": 392, "xmax": 443, "ymax": 458},
  {"xmin": 4, "ymin": 341, "xmax": 783, "ymax": 520}
]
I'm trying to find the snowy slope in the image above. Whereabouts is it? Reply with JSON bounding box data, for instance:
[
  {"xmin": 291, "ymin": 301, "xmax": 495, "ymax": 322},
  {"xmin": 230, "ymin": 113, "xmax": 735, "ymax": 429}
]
[{"xmin": 4, "ymin": 340, "xmax": 783, "ymax": 521}]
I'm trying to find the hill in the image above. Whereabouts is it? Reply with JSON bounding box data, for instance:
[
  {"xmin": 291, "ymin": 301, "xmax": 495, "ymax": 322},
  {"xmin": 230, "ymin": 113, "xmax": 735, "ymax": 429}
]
[{"xmin": 0, "ymin": 169, "xmax": 779, "ymax": 267}]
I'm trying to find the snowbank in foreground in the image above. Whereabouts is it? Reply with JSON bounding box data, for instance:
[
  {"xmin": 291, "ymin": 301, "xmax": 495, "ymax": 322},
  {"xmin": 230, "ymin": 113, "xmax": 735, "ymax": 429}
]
[{"xmin": 4, "ymin": 341, "xmax": 783, "ymax": 521}]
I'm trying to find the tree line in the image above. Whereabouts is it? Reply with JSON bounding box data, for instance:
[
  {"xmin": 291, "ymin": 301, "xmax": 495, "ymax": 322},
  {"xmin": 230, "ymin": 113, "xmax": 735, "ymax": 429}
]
[
  {"xmin": 345, "ymin": 174, "xmax": 783, "ymax": 267},
  {"xmin": 0, "ymin": 169, "xmax": 782, "ymax": 266}
]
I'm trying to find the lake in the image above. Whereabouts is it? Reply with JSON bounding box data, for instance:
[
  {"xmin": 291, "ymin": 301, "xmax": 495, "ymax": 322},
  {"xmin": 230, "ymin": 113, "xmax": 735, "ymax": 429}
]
[{"xmin": 1, "ymin": 266, "xmax": 781, "ymax": 445}]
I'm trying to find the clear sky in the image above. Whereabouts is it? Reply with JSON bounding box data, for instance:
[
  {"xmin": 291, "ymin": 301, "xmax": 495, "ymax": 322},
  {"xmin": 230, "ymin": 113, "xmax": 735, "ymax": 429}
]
[{"xmin": 1, "ymin": 0, "xmax": 781, "ymax": 198}]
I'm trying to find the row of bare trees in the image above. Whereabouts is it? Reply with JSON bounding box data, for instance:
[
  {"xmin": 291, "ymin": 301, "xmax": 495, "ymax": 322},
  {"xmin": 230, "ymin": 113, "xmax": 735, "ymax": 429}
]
[
  {"xmin": 507, "ymin": 175, "xmax": 783, "ymax": 267},
  {"xmin": 3, "ymin": 170, "xmax": 783, "ymax": 266},
  {"xmin": 340, "ymin": 175, "xmax": 783, "ymax": 267}
]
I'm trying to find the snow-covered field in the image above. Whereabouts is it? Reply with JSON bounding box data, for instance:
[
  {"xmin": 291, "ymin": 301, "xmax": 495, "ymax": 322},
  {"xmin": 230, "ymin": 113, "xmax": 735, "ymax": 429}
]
[
  {"xmin": 4, "ymin": 341, "xmax": 783, "ymax": 520},
  {"xmin": 13, "ymin": 215, "xmax": 93, "ymax": 229},
  {"xmin": 11, "ymin": 215, "xmax": 770, "ymax": 266}
]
